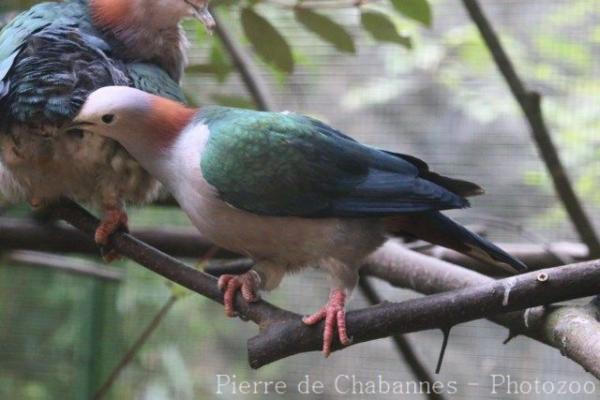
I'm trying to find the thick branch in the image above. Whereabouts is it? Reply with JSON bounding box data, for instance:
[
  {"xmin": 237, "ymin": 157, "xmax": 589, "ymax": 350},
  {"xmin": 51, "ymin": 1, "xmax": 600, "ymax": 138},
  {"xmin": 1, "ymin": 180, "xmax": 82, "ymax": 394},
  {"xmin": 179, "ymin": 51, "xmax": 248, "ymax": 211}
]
[
  {"xmin": 461, "ymin": 0, "xmax": 600, "ymax": 257},
  {"xmin": 0, "ymin": 216, "xmax": 237, "ymax": 259},
  {"xmin": 250, "ymin": 250, "xmax": 600, "ymax": 368},
  {"xmin": 538, "ymin": 298, "xmax": 600, "ymax": 371},
  {"xmin": 48, "ymin": 200, "xmax": 294, "ymax": 326},
  {"xmin": 2, "ymin": 215, "xmax": 583, "ymax": 273},
  {"xmin": 45, "ymin": 200, "xmax": 600, "ymax": 373},
  {"xmin": 363, "ymin": 242, "xmax": 600, "ymax": 377}
]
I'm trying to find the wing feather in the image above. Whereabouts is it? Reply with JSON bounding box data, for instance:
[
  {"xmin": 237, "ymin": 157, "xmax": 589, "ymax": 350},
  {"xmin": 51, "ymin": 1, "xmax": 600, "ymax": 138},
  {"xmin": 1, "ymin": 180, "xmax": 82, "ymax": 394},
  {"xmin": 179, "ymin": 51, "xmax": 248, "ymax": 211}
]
[{"xmin": 200, "ymin": 107, "xmax": 472, "ymax": 218}]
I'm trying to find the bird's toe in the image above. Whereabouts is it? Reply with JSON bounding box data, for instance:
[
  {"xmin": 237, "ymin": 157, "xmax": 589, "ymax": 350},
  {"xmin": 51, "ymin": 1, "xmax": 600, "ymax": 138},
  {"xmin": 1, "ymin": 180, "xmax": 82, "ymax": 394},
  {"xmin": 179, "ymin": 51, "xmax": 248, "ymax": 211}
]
[
  {"xmin": 218, "ymin": 271, "xmax": 261, "ymax": 317},
  {"xmin": 303, "ymin": 288, "xmax": 351, "ymax": 357}
]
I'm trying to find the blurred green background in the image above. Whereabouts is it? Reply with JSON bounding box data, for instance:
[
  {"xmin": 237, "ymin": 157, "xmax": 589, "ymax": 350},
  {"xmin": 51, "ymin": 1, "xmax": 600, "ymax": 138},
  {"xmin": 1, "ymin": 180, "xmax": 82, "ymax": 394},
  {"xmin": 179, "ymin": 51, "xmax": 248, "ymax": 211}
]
[{"xmin": 1, "ymin": 0, "xmax": 600, "ymax": 399}]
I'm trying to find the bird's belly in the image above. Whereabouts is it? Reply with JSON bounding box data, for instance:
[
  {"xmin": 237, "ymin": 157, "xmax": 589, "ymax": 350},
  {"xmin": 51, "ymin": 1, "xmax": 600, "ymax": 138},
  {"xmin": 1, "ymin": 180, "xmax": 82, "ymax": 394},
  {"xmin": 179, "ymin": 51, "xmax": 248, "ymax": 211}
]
[{"xmin": 180, "ymin": 191, "xmax": 385, "ymax": 267}]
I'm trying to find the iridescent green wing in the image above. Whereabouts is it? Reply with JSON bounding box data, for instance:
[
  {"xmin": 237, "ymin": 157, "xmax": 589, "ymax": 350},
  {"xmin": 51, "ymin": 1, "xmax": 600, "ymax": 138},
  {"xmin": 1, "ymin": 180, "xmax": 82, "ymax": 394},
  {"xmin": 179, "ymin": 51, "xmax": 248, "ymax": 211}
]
[{"xmin": 199, "ymin": 107, "xmax": 468, "ymax": 217}]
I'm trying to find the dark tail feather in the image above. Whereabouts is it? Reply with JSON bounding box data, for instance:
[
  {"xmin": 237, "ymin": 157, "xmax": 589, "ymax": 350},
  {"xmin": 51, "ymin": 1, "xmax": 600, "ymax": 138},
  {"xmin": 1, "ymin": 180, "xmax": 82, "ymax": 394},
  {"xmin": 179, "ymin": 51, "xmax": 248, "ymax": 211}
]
[{"xmin": 386, "ymin": 211, "xmax": 527, "ymax": 273}]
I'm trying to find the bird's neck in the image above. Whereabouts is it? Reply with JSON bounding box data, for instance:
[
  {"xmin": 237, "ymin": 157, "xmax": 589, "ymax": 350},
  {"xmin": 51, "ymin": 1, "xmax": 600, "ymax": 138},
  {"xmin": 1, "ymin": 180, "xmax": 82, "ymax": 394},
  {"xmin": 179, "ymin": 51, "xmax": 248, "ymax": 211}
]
[
  {"xmin": 88, "ymin": 0, "xmax": 188, "ymax": 81},
  {"xmin": 148, "ymin": 96, "xmax": 199, "ymax": 151},
  {"xmin": 117, "ymin": 98, "xmax": 202, "ymax": 197},
  {"xmin": 115, "ymin": 96, "xmax": 198, "ymax": 175}
]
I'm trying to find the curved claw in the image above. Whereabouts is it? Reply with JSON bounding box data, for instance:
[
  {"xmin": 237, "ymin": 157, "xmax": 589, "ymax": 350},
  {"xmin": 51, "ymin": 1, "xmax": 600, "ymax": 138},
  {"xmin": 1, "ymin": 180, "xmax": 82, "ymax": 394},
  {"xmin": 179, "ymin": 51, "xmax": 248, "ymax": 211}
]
[
  {"xmin": 100, "ymin": 246, "xmax": 123, "ymax": 263},
  {"xmin": 218, "ymin": 271, "xmax": 261, "ymax": 317},
  {"xmin": 29, "ymin": 197, "xmax": 44, "ymax": 210},
  {"xmin": 303, "ymin": 289, "xmax": 352, "ymax": 357}
]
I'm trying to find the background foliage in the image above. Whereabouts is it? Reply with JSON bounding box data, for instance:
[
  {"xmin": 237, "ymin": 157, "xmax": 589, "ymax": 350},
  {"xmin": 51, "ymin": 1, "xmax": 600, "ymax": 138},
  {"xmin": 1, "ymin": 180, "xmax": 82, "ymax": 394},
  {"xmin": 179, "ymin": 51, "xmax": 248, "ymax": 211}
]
[{"xmin": 1, "ymin": 0, "xmax": 599, "ymax": 399}]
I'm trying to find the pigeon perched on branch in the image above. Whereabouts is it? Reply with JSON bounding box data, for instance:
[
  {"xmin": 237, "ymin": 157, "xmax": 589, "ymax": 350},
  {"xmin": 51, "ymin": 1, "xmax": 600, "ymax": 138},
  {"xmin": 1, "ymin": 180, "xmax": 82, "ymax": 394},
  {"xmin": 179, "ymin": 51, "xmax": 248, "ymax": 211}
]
[
  {"xmin": 0, "ymin": 0, "xmax": 213, "ymax": 253},
  {"xmin": 73, "ymin": 86, "xmax": 527, "ymax": 356}
]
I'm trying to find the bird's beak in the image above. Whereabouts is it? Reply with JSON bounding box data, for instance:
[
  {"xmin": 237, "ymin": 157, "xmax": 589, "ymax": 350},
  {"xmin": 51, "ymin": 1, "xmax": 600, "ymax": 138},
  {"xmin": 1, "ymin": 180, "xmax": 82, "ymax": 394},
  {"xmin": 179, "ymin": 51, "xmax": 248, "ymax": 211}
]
[
  {"xmin": 186, "ymin": 0, "xmax": 216, "ymax": 32},
  {"xmin": 65, "ymin": 120, "xmax": 95, "ymax": 132}
]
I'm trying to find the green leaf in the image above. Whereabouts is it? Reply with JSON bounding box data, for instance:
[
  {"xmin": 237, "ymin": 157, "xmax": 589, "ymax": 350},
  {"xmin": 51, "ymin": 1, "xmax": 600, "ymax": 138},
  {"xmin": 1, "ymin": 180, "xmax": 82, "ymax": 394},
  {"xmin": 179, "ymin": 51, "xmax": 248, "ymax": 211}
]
[
  {"xmin": 185, "ymin": 42, "xmax": 233, "ymax": 83},
  {"xmin": 391, "ymin": 0, "xmax": 432, "ymax": 26},
  {"xmin": 209, "ymin": 42, "xmax": 233, "ymax": 83},
  {"xmin": 361, "ymin": 11, "xmax": 412, "ymax": 48},
  {"xmin": 294, "ymin": 8, "xmax": 355, "ymax": 53},
  {"xmin": 241, "ymin": 7, "xmax": 294, "ymax": 73}
]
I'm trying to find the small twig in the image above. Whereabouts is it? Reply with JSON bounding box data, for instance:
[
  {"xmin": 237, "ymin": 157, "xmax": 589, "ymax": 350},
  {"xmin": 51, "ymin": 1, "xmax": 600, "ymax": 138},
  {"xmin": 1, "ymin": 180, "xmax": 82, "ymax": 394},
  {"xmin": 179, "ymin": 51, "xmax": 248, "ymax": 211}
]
[
  {"xmin": 461, "ymin": 0, "xmax": 600, "ymax": 257},
  {"xmin": 93, "ymin": 296, "xmax": 177, "ymax": 400},
  {"xmin": 435, "ymin": 327, "xmax": 451, "ymax": 374},
  {"xmin": 93, "ymin": 246, "xmax": 219, "ymax": 399},
  {"xmin": 262, "ymin": 0, "xmax": 373, "ymax": 9},
  {"xmin": 211, "ymin": 9, "xmax": 276, "ymax": 112},
  {"xmin": 358, "ymin": 277, "xmax": 446, "ymax": 400}
]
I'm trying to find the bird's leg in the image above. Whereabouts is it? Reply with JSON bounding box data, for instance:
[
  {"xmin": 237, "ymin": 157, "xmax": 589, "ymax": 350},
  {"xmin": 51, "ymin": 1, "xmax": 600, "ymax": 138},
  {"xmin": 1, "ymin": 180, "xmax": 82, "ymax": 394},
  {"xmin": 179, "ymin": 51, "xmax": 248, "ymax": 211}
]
[
  {"xmin": 303, "ymin": 288, "xmax": 352, "ymax": 357},
  {"xmin": 95, "ymin": 206, "xmax": 129, "ymax": 262},
  {"xmin": 218, "ymin": 270, "xmax": 261, "ymax": 317}
]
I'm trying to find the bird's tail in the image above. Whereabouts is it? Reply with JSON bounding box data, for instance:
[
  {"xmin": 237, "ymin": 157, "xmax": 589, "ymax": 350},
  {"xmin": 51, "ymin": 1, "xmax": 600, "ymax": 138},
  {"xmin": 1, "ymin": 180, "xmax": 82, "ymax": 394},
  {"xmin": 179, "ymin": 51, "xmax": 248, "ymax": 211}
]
[{"xmin": 385, "ymin": 211, "xmax": 527, "ymax": 274}]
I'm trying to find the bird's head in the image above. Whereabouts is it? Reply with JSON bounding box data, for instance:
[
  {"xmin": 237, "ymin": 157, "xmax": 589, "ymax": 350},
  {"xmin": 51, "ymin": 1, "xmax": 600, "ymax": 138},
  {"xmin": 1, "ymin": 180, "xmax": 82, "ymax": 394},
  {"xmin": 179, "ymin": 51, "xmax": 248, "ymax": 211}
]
[
  {"xmin": 71, "ymin": 86, "xmax": 197, "ymax": 154},
  {"xmin": 151, "ymin": 0, "xmax": 216, "ymax": 29},
  {"xmin": 90, "ymin": 0, "xmax": 215, "ymax": 31},
  {"xmin": 90, "ymin": 0, "xmax": 215, "ymax": 80}
]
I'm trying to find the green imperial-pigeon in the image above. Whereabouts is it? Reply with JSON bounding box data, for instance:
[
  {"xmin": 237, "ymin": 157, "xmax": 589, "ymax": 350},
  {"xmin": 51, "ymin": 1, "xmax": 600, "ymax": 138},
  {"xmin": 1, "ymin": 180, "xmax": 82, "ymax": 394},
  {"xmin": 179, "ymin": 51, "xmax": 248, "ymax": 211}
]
[
  {"xmin": 73, "ymin": 86, "xmax": 527, "ymax": 356},
  {"xmin": 0, "ymin": 0, "xmax": 213, "ymax": 251}
]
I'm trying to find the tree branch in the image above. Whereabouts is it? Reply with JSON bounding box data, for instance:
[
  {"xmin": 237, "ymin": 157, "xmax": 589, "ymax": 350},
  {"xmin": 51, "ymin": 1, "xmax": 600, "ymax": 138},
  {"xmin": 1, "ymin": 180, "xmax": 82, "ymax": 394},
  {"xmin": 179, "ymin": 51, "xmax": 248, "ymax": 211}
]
[
  {"xmin": 0, "ymin": 216, "xmax": 237, "ymax": 259},
  {"xmin": 363, "ymin": 242, "xmax": 600, "ymax": 377},
  {"xmin": 7, "ymin": 250, "xmax": 123, "ymax": 281},
  {"xmin": 93, "ymin": 296, "xmax": 177, "ymax": 400},
  {"xmin": 250, "ymin": 249, "xmax": 600, "ymax": 369},
  {"xmin": 420, "ymin": 242, "xmax": 588, "ymax": 275},
  {"xmin": 211, "ymin": 9, "xmax": 277, "ymax": 112},
  {"xmin": 48, "ymin": 199, "xmax": 293, "ymax": 326},
  {"xmin": 0, "ymin": 215, "xmax": 587, "ymax": 272},
  {"xmin": 358, "ymin": 276, "xmax": 447, "ymax": 400},
  {"xmin": 461, "ymin": 0, "xmax": 600, "ymax": 257},
  {"xmin": 45, "ymin": 200, "xmax": 600, "ymax": 374}
]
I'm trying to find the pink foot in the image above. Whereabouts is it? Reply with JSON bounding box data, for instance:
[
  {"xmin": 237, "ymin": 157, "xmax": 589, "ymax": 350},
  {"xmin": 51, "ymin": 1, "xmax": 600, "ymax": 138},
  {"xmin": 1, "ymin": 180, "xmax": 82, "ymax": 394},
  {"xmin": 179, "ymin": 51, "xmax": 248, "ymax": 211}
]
[
  {"xmin": 218, "ymin": 271, "xmax": 261, "ymax": 317},
  {"xmin": 95, "ymin": 207, "xmax": 129, "ymax": 263},
  {"xmin": 303, "ymin": 289, "xmax": 352, "ymax": 357},
  {"xmin": 95, "ymin": 208, "xmax": 129, "ymax": 246}
]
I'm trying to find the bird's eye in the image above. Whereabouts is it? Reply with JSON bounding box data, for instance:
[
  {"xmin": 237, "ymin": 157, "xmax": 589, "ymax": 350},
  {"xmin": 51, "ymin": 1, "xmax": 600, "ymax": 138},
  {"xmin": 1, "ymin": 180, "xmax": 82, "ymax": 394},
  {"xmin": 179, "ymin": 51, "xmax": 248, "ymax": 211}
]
[{"xmin": 102, "ymin": 114, "xmax": 115, "ymax": 124}]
